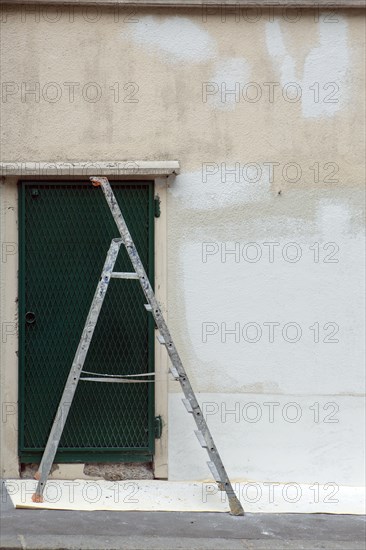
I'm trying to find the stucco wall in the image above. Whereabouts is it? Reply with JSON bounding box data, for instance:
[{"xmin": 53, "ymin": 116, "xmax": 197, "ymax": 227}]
[{"xmin": 0, "ymin": 4, "xmax": 365, "ymax": 498}]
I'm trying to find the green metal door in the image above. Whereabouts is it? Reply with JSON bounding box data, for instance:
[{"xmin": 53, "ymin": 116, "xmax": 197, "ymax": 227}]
[{"xmin": 19, "ymin": 181, "xmax": 155, "ymax": 463}]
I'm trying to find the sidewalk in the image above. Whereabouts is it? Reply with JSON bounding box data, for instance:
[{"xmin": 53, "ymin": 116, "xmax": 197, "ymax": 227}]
[{"xmin": 1, "ymin": 483, "xmax": 365, "ymax": 550}]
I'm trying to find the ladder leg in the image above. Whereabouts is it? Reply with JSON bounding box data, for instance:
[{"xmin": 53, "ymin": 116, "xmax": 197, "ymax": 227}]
[
  {"xmin": 32, "ymin": 238, "xmax": 122, "ymax": 502},
  {"xmin": 91, "ymin": 177, "xmax": 244, "ymax": 516}
]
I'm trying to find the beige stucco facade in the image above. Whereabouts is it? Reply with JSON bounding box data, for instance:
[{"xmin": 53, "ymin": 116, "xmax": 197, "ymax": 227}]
[{"xmin": 0, "ymin": 2, "xmax": 365, "ymax": 511}]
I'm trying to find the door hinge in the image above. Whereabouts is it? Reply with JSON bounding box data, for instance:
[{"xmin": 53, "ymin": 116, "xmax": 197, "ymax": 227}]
[
  {"xmin": 154, "ymin": 415, "xmax": 163, "ymax": 438},
  {"xmin": 154, "ymin": 195, "xmax": 161, "ymax": 218}
]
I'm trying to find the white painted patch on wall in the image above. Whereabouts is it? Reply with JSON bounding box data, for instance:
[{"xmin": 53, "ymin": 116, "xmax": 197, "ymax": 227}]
[
  {"xmin": 169, "ymin": 392, "xmax": 365, "ymax": 489},
  {"xmin": 265, "ymin": 16, "xmax": 349, "ymax": 117},
  {"xmin": 318, "ymin": 200, "xmax": 352, "ymax": 236},
  {"xmin": 205, "ymin": 57, "xmax": 251, "ymax": 111},
  {"xmin": 265, "ymin": 20, "xmax": 296, "ymax": 85},
  {"xmin": 179, "ymin": 230, "xmax": 364, "ymax": 395},
  {"xmin": 125, "ymin": 16, "xmax": 217, "ymax": 63},
  {"xmin": 302, "ymin": 18, "xmax": 349, "ymax": 118},
  {"xmin": 170, "ymin": 167, "xmax": 271, "ymax": 209}
]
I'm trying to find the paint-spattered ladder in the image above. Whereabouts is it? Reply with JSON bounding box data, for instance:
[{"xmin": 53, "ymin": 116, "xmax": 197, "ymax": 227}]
[{"xmin": 32, "ymin": 176, "xmax": 244, "ymax": 516}]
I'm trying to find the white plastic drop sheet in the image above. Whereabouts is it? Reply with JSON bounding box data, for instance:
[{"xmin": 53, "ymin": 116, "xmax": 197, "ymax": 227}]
[{"xmin": 4, "ymin": 479, "xmax": 365, "ymax": 514}]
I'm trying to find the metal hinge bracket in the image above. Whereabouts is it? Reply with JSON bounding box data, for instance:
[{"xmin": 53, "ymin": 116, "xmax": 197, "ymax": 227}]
[
  {"xmin": 154, "ymin": 415, "xmax": 163, "ymax": 438},
  {"xmin": 154, "ymin": 195, "xmax": 161, "ymax": 218}
]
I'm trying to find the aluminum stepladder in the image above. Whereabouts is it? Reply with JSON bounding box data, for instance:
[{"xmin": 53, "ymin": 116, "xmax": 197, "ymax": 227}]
[{"xmin": 32, "ymin": 176, "xmax": 244, "ymax": 516}]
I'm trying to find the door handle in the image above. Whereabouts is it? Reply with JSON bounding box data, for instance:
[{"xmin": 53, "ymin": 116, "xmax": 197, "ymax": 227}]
[{"xmin": 25, "ymin": 311, "xmax": 36, "ymax": 325}]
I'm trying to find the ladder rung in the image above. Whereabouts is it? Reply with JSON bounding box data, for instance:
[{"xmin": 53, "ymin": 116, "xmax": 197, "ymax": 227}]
[
  {"xmin": 144, "ymin": 304, "xmax": 152, "ymax": 311},
  {"xmin": 169, "ymin": 366, "xmax": 179, "ymax": 380},
  {"xmin": 195, "ymin": 430, "xmax": 208, "ymax": 448},
  {"xmin": 157, "ymin": 335, "xmax": 166, "ymax": 344},
  {"xmin": 111, "ymin": 272, "xmax": 139, "ymax": 279},
  {"xmin": 207, "ymin": 461, "xmax": 221, "ymax": 483},
  {"xmin": 182, "ymin": 398, "xmax": 193, "ymax": 413}
]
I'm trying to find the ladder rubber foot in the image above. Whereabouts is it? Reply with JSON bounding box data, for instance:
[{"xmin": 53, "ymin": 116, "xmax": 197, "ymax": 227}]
[
  {"xmin": 34, "ymin": 471, "xmax": 41, "ymax": 480},
  {"xmin": 31, "ymin": 493, "xmax": 44, "ymax": 503}
]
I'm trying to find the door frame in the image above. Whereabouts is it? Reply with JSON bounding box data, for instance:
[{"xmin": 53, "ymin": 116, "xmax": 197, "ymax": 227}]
[{"xmin": 0, "ymin": 161, "xmax": 179, "ymax": 479}]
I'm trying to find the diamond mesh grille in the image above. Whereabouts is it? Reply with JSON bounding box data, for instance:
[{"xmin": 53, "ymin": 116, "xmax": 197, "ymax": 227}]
[{"xmin": 20, "ymin": 182, "xmax": 154, "ymax": 454}]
